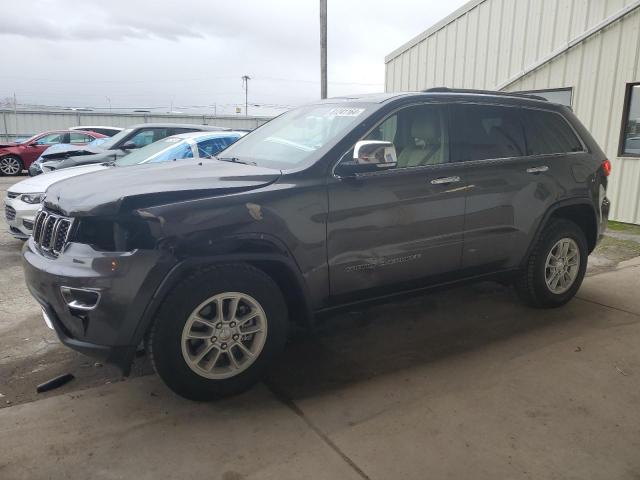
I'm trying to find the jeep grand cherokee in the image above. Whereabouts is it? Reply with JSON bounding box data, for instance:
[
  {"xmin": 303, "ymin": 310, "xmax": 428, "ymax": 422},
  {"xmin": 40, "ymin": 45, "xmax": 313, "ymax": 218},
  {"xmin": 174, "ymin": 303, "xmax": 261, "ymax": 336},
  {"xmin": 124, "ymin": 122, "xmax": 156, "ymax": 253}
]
[{"xmin": 23, "ymin": 89, "xmax": 610, "ymax": 400}]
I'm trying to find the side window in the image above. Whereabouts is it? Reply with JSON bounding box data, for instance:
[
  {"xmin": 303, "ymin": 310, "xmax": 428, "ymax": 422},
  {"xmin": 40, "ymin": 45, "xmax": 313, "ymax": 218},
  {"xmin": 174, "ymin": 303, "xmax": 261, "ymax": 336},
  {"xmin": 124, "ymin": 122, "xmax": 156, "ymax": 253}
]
[
  {"xmin": 69, "ymin": 133, "xmax": 92, "ymax": 144},
  {"xmin": 170, "ymin": 128, "xmax": 196, "ymax": 135},
  {"xmin": 364, "ymin": 104, "xmax": 448, "ymax": 168},
  {"xmin": 34, "ymin": 133, "xmax": 66, "ymax": 145},
  {"xmin": 196, "ymin": 137, "xmax": 235, "ymax": 158},
  {"xmin": 451, "ymin": 104, "xmax": 526, "ymax": 162},
  {"xmin": 127, "ymin": 128, "xmax": 169, "ymax": 148},
  {"xmin": 522, "ymin": 110, "xmax": 583, "ymax": 155}
]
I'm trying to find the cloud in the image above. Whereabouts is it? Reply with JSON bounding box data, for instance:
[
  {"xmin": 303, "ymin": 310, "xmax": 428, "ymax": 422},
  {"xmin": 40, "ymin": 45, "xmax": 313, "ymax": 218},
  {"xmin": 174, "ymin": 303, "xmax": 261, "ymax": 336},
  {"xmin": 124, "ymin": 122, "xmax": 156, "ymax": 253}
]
[{"xmin": 0, "ymin": 0, "xmax": 468, "ymax": 115}]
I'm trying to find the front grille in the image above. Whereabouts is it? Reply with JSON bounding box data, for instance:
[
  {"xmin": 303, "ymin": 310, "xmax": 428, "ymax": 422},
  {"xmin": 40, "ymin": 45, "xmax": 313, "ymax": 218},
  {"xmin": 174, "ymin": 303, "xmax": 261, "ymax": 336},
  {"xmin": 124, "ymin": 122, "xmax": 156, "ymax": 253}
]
[
  {"xmin": 32, "ymin": 210, "xmax": 74, "ymax": 255},
  {"xmin": 7, "ymin": 192, "xmax": 19, "ymax": 199},
  {"xmin": 5, "ymin": 205, "xmax": 16, "ymax": 221}
]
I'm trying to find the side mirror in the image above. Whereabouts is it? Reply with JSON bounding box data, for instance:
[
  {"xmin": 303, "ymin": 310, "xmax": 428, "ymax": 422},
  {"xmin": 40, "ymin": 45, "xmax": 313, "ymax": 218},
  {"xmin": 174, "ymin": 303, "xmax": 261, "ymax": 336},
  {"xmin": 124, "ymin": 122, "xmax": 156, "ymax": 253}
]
[
  {"xmin": 335, "ymin": 140, "xmax": 397, "ymax": 178},
  {"xmin": 121, "ymin": 141, "xmax": 140, "ymax": 150}
]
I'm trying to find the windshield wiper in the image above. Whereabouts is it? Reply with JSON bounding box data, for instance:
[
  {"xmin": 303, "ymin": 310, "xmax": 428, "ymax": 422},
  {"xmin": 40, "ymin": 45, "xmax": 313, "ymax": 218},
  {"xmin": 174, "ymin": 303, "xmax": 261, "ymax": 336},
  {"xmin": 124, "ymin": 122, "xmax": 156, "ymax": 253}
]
[{"xmin": 215, "ymin": 156, "xmax": 256, "ymax": 166}]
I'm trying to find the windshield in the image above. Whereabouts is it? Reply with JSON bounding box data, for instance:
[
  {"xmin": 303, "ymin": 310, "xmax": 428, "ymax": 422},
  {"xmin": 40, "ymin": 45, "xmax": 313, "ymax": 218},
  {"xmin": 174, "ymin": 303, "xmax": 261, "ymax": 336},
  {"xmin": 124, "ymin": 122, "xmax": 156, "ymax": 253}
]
[
  {"xmin": 99, "ymin": 128, "xmax": 133, "ymax": 150},
  {"xmin": 220, "ymin": 103, "xmax": 373, "ymax": 169},
  {"xmin": 87, "ymin": 137, "xmax": 108, "ymax": 147},
  {"xmin": 20, "ymin": 133, "xmax": 43, "ymax": 144},
  {"xmin": 115, "ymin": 137, "xmax": 190, "ymax": 166}
]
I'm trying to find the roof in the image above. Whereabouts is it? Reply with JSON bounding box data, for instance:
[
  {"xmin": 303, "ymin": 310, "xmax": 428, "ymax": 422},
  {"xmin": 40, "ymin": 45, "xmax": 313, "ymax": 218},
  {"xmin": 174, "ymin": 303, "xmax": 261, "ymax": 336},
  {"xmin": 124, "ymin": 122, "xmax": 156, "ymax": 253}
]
[
  {"xmin": 385, "ymin": 0, "xmax": 486, "ymax": 62},
  {"xmin": 171, "ymin": 131, "xmax": 246, "ymax": 140},
  {"xmin": 317, "ymin": 92, "xmax": 412, "ymax": 104},
  {"xmin": 126, "ymin": 123, "xmax": 229, "ymax": 131}
]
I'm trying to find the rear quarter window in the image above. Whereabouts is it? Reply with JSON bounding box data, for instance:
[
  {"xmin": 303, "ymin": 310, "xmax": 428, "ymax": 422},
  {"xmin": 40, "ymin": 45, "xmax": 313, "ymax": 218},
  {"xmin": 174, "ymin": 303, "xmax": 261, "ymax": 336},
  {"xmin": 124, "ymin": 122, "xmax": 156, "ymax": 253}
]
[{"xmin": 522, "ymin": 110, "xmax": 583, "ymax": 155}]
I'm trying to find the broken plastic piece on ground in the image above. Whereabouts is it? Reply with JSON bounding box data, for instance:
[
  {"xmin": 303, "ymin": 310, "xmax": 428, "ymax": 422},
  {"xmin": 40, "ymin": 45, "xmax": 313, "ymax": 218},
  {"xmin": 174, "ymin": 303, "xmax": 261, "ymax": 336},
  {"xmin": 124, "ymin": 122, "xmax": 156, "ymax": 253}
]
[{"xmin": 36, "ymin": 373, "xmax": 75, "ymax": 393}]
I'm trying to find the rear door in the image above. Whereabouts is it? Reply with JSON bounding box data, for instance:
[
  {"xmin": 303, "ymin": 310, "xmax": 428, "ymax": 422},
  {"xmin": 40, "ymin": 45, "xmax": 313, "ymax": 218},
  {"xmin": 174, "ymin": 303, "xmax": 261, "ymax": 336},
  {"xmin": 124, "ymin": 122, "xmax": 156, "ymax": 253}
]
[
  {"xmin": 327, "ymin": 103, "xmax": 467, "ymax": 297},
  {"xmin": 455, "ymin": 103, "xmax": 585, "ymax": 270}
]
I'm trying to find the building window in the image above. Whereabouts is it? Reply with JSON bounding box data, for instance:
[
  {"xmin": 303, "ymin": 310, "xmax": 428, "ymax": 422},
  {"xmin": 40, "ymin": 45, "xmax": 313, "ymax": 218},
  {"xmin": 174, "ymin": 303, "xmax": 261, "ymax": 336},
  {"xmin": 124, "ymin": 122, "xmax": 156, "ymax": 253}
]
[
  {"xmin": 620, "ymin": 83, "xmax": 640, "ymax": 157},
  {"xmin": 515, "ymin": 87, "xmax": 573, "ymax": 107}
]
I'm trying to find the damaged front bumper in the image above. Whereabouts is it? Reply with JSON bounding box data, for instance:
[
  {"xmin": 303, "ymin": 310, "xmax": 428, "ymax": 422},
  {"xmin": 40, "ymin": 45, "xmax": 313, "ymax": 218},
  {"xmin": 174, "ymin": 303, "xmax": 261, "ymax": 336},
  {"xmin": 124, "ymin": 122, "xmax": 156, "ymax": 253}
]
[{"xmin": 23, "ymin": 238, "xmax": 176, "ymax": 374}]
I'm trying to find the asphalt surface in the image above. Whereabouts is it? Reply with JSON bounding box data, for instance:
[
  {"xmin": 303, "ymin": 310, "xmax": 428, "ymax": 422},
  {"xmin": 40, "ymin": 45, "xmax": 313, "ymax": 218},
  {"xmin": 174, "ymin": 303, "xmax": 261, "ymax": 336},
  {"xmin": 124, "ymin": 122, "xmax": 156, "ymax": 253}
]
[{"xmin": 1, "ymin": 175, "xmax": 640, "ymax": 479}]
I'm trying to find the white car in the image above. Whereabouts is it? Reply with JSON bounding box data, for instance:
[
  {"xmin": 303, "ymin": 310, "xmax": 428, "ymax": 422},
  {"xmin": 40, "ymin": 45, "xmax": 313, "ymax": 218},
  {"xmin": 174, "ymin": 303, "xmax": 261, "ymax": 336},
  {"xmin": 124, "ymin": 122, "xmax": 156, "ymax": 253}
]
[
  {"xmin": 4, "ymin": 131, "xmax": 246, "ymax": 239},
  {"xmin": 5, "ymin": 164, "xmax": 105, "ymax": 238}
]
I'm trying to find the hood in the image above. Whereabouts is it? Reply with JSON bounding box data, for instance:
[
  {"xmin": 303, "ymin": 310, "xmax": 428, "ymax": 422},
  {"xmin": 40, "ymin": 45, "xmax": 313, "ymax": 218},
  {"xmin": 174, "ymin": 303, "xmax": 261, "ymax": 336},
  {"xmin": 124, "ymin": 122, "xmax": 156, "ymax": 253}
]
[
  {"xmin": 0, "ymin": 142, "xmax": 19, "ymax": 149},
  {"xmin": 40, "ymin": 143, "xmax": 103, "ymax": 160},
  {"xmin": 8, "ymin": 164, "xmax": 108, "ymax": 194},
  {"xmin": 45, "ymin": 150, "xmax": 121, "ymax": 170},
  {"xmin": 44, "ymin": 159, "xmax": 281, "ymax": 216}
]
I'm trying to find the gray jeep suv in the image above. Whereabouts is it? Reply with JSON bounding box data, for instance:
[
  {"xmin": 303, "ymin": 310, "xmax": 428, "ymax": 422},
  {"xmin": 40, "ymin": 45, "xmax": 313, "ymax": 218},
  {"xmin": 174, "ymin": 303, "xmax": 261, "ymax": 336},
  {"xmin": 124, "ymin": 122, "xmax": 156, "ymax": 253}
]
[{"xmin": 23, "ymin": 89, "xmax": 610, "ymax": 400}]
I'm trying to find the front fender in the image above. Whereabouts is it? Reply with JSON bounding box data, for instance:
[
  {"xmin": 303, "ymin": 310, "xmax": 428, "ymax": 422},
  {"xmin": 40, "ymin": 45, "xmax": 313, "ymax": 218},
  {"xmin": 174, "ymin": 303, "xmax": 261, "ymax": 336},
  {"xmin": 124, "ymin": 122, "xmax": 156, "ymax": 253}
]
[{"xmin": 129, "ymin": 244, "xmax": 314, "ymax": 356}]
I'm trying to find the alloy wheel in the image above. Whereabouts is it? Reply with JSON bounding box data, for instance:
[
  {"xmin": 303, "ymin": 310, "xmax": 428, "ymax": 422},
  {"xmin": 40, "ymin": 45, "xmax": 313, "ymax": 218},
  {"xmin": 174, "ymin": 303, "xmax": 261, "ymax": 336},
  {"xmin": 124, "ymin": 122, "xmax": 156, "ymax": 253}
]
[
  {"xmin": 544, "ymin": 238, "xmax": 580, "ymax": 294},
  {"xmin": 181, "ymin": 292, "xmax": 268, "ymax": 379},
  {"xmin": 0, "ymin": 157, "xmax": 21, "ymax": 175}
]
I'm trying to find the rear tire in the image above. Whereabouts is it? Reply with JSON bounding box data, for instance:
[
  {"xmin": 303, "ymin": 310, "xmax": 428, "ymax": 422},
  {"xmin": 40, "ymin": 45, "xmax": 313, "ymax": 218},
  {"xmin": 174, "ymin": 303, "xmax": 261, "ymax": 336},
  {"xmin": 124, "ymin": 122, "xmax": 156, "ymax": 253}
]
[
  {"xmin": 515, "ymin": 219, "xmax": 588, "ymax": 308},
  {"xmin": 149, "ymin": 264, "xmax": 288, "ymax": 401},
  {"xmin": 0, "ymin": 155, "xmax": 23, "ymax": 176}
]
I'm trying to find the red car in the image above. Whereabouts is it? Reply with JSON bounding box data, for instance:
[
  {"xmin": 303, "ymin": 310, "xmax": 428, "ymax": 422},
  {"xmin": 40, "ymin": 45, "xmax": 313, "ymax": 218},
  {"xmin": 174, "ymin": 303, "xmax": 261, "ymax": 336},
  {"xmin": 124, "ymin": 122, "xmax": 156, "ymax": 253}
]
[{"xmin": 0, "ymin": 130, "xmax": 106, "ymax": 176}]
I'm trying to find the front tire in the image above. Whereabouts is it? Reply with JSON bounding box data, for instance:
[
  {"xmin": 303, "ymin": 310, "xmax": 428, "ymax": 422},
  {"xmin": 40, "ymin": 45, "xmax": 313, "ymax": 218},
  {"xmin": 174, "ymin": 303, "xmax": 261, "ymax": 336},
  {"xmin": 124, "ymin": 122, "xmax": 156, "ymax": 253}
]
[
  {"xmin": 149, "ymin": 264, "xmax": 288, "ymax": 401},
  {"xmin": 0, "ymin": 155, "xmax": 23, "ymax": 176},
  {"xmin": 515, "ymin": 219, "xmax": 588, "ymax": 308}
]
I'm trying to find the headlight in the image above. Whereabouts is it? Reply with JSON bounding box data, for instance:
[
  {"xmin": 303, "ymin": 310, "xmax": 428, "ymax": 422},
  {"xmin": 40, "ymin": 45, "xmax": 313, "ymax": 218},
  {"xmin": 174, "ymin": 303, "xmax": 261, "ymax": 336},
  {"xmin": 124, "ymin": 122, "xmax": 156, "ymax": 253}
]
[{"xmin": 20, "ymin": 193, "xmax": 45, "ymax": 204}]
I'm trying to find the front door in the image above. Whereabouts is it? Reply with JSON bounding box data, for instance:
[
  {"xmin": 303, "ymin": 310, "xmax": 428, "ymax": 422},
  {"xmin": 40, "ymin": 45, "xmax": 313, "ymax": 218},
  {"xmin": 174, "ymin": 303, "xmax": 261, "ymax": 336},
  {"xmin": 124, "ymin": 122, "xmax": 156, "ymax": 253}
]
[{"xmin": 327, "ymin": 103, "xmax": 466, "ymax": 298}]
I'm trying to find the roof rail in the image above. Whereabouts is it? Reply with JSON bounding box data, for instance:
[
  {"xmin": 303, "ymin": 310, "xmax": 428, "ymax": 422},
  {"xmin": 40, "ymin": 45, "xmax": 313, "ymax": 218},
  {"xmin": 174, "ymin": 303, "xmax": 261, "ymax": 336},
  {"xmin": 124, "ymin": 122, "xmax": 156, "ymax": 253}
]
[{"xmin": 422, "ymin": 87, "xmax": 548, "ymax": 102}]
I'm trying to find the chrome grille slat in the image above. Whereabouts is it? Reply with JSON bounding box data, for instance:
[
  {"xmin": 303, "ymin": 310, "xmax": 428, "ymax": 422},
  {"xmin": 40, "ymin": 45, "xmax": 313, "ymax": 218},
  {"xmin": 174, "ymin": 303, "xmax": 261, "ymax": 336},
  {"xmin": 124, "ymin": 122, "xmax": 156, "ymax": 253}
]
[
  {"xmin": 7, "ymin": 192, "xmax": 19, "ymax": 199},
  {"xmin": 41, "ymin": 216, "xmax": 56, "ymax": 249},
  {"xmin": 33, "ymin": 211, "xmax": 46, "ymax": 242},
  {"xmin": 32, "ymin": 209, "xmax": 74, "ymax": 256}
]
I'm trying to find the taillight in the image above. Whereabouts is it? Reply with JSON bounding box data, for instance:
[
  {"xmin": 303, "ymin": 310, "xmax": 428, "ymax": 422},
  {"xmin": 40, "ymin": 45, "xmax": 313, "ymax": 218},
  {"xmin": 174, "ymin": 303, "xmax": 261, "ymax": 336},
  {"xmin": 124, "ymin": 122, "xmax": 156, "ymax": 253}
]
[{"xmin": 602, "ymin": 159, "xmax": 611, "ymax": 176}]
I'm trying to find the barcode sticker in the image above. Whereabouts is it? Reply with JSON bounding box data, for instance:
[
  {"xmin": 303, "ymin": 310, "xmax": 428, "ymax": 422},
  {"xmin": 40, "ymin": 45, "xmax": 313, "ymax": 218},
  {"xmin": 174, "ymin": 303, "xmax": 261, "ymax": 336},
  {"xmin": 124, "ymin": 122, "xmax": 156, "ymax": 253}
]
[{"xmin": 327, "ymin": 107, "xmax": 365, "ymax": 117}]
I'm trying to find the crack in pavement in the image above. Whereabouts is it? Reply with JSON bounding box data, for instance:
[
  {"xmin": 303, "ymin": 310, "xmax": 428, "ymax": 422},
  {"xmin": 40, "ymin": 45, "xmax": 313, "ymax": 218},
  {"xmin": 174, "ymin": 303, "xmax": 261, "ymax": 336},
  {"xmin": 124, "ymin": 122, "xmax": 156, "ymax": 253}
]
[
  {"xmin": 264, "ymin": 380, "xmax": 371, "ymax": 480},
  {"xmin": 575, "ymin": 296, "xmax": 640, "ymax": 318}
]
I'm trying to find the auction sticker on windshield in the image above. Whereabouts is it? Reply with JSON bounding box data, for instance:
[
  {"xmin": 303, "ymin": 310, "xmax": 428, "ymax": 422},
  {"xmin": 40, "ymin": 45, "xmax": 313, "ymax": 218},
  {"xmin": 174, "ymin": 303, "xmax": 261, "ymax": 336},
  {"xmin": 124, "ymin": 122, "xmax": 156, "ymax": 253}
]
[{"xmin": 328, "ymin": 107, "xmax": 365, "ymax": 117}]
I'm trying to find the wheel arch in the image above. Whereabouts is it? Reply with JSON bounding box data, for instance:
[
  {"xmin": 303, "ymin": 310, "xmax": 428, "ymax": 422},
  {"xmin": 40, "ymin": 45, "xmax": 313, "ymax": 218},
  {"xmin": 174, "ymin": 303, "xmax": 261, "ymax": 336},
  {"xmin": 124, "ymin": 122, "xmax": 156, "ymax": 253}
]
[
  {"xmin": 131, "ymin": 239, "xmax": 314, "ymax": 356},
  {"xmin": 524, "ymin": 198, "xmax": 599, "ymax": 266},
  {"xmin": 0, "ymin": 152, "xmax": 24, "ymax": 171}
]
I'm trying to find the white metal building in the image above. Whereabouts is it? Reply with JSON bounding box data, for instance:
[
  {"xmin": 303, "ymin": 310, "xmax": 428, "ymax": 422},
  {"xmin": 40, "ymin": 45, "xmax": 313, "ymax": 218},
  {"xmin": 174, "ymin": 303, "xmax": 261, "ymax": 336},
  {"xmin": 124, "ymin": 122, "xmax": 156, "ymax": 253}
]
[{"xmin": 385, "ymin": 0, "xmax": 640, "ymax": 224}]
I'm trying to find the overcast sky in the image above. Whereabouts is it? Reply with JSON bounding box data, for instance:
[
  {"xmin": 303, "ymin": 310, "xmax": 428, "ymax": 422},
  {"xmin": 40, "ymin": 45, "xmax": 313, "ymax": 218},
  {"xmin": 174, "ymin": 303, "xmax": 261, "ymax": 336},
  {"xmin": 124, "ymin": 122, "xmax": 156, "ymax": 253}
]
[{"xmin": 0, "ymin": 0, "xmax": 467, "ymax": 116}]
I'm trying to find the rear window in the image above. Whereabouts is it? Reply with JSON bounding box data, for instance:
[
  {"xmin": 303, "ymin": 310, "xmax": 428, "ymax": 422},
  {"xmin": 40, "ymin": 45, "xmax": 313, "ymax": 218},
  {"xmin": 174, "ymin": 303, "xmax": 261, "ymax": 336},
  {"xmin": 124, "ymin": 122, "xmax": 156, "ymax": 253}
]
[
  {"xmin": 522, "ymin": 110, "xmax": 583, "ymax": 155},
  {"xmin": 451, "ymin": 104, "xmax": 526, "ymax": 162}
]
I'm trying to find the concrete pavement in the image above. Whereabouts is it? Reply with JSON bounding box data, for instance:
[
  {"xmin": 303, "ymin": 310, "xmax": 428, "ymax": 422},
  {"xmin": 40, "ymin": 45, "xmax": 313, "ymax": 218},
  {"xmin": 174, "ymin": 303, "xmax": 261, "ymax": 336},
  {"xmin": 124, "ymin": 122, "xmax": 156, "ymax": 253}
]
[{"xmin": 1, "ymin": 261, "xmax": 640, "ymax": 479}]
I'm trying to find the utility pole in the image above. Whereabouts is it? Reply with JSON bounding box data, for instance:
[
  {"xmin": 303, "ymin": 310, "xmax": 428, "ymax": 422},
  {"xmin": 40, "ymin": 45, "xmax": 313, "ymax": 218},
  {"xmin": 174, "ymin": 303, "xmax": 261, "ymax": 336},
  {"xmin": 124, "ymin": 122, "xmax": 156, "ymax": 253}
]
[
  {"xmin": 242, "ymin": 75, "xmax": 250, "ymax": 116},
  {"xmin": 320, "ymin": 0, "xmax": 327, "ymax": 99},
  {"xmin": 13, "ymin": 92, "xmax": 17, "ymax": 138}
]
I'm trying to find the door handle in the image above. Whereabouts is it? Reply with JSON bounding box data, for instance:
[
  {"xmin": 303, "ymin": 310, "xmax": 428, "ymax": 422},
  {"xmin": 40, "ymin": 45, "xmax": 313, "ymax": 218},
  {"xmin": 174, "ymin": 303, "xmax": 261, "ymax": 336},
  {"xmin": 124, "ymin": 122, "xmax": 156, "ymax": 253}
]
[
  {"xmin": 526, "ymin": 166, "xmax": 549, "ymax": 174},
  {"xmin": 431, "ymin": 176, "xmax": 460, "ymax": 185}
]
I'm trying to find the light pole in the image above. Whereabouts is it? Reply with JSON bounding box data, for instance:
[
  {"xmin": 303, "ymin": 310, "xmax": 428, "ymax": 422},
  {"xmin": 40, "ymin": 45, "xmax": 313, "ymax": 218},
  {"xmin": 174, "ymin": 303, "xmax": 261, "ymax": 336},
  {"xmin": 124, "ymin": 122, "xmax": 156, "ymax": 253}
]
[
  {"xmin": 320, "ymin": 0, "xmax": 327, "ymax": 99},
  {"xmin": 242, "ymin": 75, "xmax": 250, "ymax": 116}
]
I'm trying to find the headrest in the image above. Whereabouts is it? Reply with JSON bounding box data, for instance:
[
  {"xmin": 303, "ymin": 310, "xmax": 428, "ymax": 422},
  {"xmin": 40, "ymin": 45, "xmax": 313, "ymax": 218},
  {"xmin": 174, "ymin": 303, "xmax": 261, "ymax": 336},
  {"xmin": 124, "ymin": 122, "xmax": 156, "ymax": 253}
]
[{"xmin": 410, "ymin": 116, "xmax": 440, "ymax": 143}]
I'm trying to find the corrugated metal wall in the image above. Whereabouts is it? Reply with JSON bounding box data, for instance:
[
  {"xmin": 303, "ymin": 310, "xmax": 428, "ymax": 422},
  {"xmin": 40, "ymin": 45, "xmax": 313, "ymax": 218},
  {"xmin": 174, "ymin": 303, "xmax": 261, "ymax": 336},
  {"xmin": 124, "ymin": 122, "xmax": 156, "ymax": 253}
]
[
  {"xmin": 385, "ymin": 0, "xmax": 640, "ymax": 224},
  {"xmin": 0, "ymin": 110, "xmax": 271, "ymax": 141}
]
